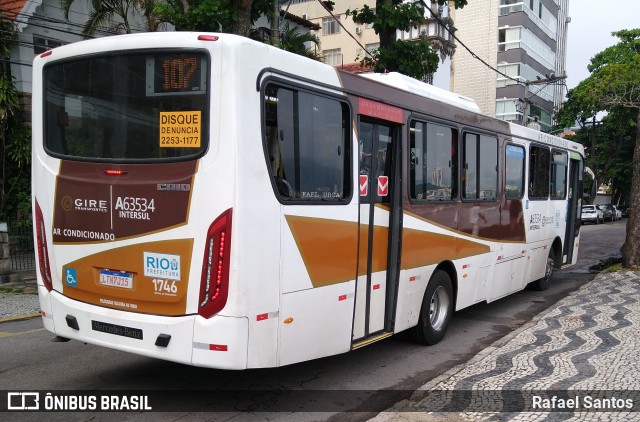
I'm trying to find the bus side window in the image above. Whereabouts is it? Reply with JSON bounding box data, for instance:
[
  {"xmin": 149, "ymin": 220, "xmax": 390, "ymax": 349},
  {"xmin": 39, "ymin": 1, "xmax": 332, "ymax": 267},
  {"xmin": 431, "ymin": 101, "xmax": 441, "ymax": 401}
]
[
  {"xmin": 263, "ymin": 83, "xmax": 350, "ymax": 202},
  {"xmin": 264, "ymin": 85, "xmax": 295, "ymax": 199},
  {"xmin": 409, "ymin": 120, "xmax": 457, "ymax": 201},
  {"xmin": 505, "ymin": 144, "xmax": 525, "ymax": 199},
  {"xmin": 529, "ymin": 145, "xmax": 550, "ymax": 199}
]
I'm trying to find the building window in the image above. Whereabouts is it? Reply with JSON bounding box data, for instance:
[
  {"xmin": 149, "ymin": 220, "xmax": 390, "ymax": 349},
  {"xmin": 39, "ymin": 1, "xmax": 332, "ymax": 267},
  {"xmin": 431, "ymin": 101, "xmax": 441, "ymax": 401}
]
[
  {"xmin": 33, "ymin": 36, "xmax": 63, "ymax": 55},
  {"xmin": 496, "ymin": 63, "xmax": 521, "ymax": 87},
  {"xmin": 498, "ymin": 26, "xmax": 555, "ymax": 69},
  {"xmin": 322, "ymin": 48, "xmax": 342, "ymax": 66},
  {"xmin": 365, "ymin": 43, "xmax": 380, "ymax": 55},
  {"xmin": 495, "ymin": 99, "xmax": 522, "ymax": 122},
  {"xmin": 322, "ymin": 17, "xmax": 340, "ymax": 35},
  {"xmin": 409, "ymin": 120, "xmax": 458, "ymax": 201}
]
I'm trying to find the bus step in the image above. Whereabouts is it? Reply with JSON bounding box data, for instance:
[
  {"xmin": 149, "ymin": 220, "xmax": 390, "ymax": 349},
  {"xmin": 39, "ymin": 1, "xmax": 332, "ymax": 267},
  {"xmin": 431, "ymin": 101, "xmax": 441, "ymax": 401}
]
[{"xmin": 352, "ymin": 332, "xmax": 393, "ymax": 350}]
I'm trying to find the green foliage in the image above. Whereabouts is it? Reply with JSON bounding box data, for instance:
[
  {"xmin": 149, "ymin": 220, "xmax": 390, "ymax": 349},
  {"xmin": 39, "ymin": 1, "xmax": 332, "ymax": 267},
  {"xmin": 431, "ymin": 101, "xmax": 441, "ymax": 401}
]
[
  {"xmin": 272, "ymin": 24, "xmax": 320, "ymax": 60},
  {"xmin": 347, "ymin": 2, "xmax": 428, "ymax": 34},
  {"xmin": 6, "ymin": 124, "xmax": 30, "ymax": 167},
  {"xmin": 0, "ymin": 13, "xmax": 14, "ymax": 59},
  {"xmin": 557, "ymin": 29, "xmax": 640, "ymax": 200},
  {"xmin": 60, "ymin": 0, "xmax": 161, "ymax": 37},
  {"xmin": 345, "ymin": 0, "xmax": 466, "ymax": 80},
  {"xmin": 363, "ymin": 39, "xmax": 440, "ymax": 80},
  {"xmin": 563, "ymin": 108, "xmax": 636, "ymax": 202},
  {"xmin": 155, "ymin": 0, "xmax": 273, "ymax": 34},
  {"xmin": 0, "ymin": 16, "xmax": 32, "ymax": 220},
  {"xmin": 155, "ymin": 0, "xmax": 233, "ymax": 32},
  {"xmin": 558, "ymin": 29, "xmax": 640, "ymax": 121},
  {"xmin": 557, "ymin": 29, "xmax": 640, "ymax": 267}
]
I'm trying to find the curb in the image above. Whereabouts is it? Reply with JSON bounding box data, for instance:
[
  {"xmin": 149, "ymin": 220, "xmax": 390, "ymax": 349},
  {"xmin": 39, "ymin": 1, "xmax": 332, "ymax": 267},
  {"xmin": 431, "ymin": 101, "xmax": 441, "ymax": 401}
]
[{"xmin": 0, "ymin": 312, "xmax": 41, "ymax": 323}]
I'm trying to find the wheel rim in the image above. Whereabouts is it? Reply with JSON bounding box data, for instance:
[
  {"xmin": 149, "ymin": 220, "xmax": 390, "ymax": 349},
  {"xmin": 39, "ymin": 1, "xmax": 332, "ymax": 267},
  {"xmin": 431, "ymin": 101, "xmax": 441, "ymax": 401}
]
[{"xmin": 430, "ymin": 286, "xmax": 450, "ymax": 331}]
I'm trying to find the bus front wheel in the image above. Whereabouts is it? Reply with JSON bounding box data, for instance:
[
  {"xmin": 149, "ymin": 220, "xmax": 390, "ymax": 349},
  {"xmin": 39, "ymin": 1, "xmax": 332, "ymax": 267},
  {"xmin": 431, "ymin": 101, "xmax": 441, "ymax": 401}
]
[
  {"xmin": 411, "ymin": 269, "xmax": 453, "ymax": 345},
  {"xmin": 529, "ymin": 249, "xmax": 555, "ymax": 291}
]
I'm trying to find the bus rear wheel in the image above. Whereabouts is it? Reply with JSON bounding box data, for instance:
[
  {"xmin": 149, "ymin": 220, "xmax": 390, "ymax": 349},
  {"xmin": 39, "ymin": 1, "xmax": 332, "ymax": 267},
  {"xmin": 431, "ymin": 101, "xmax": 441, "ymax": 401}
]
[{"xmin": 411, "ymin": 269, "xmax": 453, "ymax": 345}]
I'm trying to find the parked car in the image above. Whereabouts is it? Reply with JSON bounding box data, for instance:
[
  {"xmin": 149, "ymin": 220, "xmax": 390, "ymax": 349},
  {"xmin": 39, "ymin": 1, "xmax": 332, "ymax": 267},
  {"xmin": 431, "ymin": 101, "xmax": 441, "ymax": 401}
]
[
  {"xmin": 581, "ymin": 205, "xmax": 604, "ymax": 224},
  {"xmin": 612, "ymin": 205, "xmax": 622, "ymax": 220},
  {"xmin": 618, "ymin": 205, "xmax": 630, "ymax": 218},
  {"xmin": 597, "ymin": 204, "xmax": 615, "ymax": 222}
]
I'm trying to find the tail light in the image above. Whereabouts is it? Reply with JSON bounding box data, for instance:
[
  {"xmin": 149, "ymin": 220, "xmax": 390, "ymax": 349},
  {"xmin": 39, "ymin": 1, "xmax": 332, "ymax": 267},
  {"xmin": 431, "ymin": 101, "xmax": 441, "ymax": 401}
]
[
  {"xmin": 198, "ymin": 209, "xmax": 232, "ymax": 318},
  {"xmin": 35, "ymin": 200, "xmax": 53, "ymax": 291}
]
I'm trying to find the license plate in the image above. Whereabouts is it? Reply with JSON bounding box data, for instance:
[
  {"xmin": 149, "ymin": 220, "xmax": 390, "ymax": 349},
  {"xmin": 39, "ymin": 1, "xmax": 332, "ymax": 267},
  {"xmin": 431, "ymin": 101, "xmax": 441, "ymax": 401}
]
[
  {"xmin": 99, "ymin": 270, "xmax": 133, "ymax": 289},
  {"xmin": 91, "ymin": 320, "xmax": 143, "ymax": 340}
]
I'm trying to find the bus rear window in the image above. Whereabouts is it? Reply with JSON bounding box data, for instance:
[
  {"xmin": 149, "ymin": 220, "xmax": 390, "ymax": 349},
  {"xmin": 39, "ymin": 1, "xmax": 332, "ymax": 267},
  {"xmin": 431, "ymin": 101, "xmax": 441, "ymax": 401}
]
[{"xmin": 43, "ymin": 50, "xmax": 209, "ymax": 161}]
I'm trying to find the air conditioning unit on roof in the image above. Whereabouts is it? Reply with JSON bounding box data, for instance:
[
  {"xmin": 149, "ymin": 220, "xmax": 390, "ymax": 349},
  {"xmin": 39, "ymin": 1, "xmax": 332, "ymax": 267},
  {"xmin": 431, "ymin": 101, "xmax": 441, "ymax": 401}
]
[{"xmin": 355, "ymin": 27, "xmax": 362, "ymax": 34}]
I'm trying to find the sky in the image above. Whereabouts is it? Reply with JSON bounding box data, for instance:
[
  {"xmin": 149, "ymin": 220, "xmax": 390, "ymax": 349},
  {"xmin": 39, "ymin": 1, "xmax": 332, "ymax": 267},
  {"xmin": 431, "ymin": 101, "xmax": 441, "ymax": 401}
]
[{"xmin": 565, "ymin": 0, "xmax": 640, "ymax": 90}]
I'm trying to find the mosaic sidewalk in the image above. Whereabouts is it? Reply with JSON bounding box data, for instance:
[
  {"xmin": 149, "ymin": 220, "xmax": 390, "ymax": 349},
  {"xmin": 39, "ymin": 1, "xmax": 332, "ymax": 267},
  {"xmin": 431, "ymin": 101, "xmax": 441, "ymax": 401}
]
[{"xmin": 373, "ymin": 271, "xmax": 640, "ymax": 421}]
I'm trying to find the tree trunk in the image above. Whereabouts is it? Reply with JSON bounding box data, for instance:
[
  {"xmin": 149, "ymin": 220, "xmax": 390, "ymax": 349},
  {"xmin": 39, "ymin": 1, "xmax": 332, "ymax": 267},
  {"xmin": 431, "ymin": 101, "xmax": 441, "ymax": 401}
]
[
  {"xmin": 231, "ymin": 0, "xmax": 253, "ymax": 37},
  {"xmin": 271, "ymin": 0, "xmax": 280, "ymax": 44},
  {"xmin": 621, "ymin": 108, "xmax": 640, "ymax": 268},
  {"xmin": 377, "ymin": 0, "xmax": 398, "ymax": 71}
]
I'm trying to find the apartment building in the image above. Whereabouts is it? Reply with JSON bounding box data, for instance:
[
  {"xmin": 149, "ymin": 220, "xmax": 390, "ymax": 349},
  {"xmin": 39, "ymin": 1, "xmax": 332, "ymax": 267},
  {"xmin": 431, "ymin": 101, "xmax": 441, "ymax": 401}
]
[
  {"xmin": 288, "ymin": 0, "xmax": 456, "ymax": 89},
  {"xmin": 287, "ymin": 0, "xmax": 381, "ymax": 68},
  {"xmin": 451, "ymin": 0, "xmax": 570, "ymax": 132}
]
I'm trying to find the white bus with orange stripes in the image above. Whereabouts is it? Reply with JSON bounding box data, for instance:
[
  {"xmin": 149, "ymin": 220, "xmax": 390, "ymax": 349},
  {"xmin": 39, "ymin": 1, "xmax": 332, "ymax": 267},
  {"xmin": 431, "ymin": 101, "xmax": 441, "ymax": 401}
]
[{"xmin": 32, "ymin": 32, "xmax": 584, "ymax": 369}]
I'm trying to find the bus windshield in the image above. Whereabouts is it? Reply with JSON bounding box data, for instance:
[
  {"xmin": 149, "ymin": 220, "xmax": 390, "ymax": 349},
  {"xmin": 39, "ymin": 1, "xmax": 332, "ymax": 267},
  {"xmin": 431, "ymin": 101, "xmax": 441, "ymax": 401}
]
[{"xmin": 43, "ymin": 50, "xmax": 209, "ymax": 162}]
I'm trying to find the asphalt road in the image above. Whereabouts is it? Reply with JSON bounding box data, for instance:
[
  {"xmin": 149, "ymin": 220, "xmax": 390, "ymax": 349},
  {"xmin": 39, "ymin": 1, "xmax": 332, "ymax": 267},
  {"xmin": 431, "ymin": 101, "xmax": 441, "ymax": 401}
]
[{"xmin": 0, "ymin": 219, "xmax": 628, "ymax": 421}]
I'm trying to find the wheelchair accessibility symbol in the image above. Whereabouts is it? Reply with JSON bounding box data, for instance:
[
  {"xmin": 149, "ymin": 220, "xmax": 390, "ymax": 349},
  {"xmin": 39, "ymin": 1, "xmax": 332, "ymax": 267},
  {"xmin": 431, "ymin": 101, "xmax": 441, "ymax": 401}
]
[{"xmin": 65, "ymin": 268, "xmax": 78, "ymax": 287}]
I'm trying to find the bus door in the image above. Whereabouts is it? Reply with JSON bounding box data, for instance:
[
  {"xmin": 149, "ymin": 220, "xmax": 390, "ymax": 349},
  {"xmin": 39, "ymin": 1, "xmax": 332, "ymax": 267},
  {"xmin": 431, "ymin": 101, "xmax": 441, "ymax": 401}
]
[
  {"xmin": 563, "ymin": 153, "xmax": 583, "ymax": 264},
  {"xmin": 353, "ymin": 120, "xmax": 402, "ymax": 345}
]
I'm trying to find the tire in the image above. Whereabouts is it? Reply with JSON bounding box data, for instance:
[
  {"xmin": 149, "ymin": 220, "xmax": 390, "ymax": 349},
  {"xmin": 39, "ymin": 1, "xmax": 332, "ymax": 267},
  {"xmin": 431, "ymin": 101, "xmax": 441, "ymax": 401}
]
[
  {"xmin": 411, "ymin": 269, "xmax": 453, "ymax": 345},
  {"xmin": 530, "ymin": 248, "xmax": 555, "ymax": 291}
]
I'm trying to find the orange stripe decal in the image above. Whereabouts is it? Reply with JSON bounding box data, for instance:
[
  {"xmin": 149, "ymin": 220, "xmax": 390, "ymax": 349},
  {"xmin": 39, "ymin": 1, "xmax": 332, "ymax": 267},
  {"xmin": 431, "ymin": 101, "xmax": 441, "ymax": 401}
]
[
  {"xmin": 286, "ymin": 215, "xmax": 491, "ymax": 288},
  {"xmin": 285, "ymin": 216, "xmax": 359, "ymax": 288},
  {"xmin": 401, "ymin": 228, "xmax": 490, "ymax": 270}
]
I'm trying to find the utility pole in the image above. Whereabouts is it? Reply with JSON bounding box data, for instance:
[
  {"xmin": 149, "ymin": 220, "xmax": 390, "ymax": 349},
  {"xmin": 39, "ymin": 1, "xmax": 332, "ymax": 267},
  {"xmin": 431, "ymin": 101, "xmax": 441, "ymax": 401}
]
[{"xmin": 521, "ymin": 74, "xmax": 566, "ymax": 126}]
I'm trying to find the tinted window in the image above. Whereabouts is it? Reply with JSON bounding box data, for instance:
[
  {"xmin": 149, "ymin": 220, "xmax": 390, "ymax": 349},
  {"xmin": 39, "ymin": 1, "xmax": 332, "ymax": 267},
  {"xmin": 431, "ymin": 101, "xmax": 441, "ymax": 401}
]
[
  {"xmin": 463, "ymin": 133, "xmax": 497, "ymax": 200},
  {"xmin": 551, "ymin": 149, "xmax": 568, "ymax": 199},
  {"xmin": 264, "ymin": 84, "xmax": 350, "ymax": 202},
  {"xmin": 409, "ymin": 121, "xmax": 457, "ymax": 201},
  {"xmin": 505, "ymin": 144, "xmax": 525, "ymax": 199},
  {"xmin": 529, "ymin": 145, "xmax": 550, "ymax": 199},
  {"xmin": 43, "ymin": 51, "xmax": 209, "ymax": 161}
]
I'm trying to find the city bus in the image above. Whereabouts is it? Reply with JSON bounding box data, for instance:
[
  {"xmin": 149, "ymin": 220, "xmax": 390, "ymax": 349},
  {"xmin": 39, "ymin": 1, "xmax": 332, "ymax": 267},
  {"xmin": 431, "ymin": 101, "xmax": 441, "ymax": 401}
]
[{"xmin": 32, "ymin": 32, "xmax": 584, "ymax": 369}]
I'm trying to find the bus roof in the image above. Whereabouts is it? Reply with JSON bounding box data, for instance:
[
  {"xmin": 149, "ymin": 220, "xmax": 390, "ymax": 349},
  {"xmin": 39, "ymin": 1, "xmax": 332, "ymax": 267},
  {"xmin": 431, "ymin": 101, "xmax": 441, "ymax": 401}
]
[
  {"xmin": 359, "ymin": 72, "xmax": 481, "ymax": 114},
  {"xmin": 509, "ymin": 122, "xmax": 585, "ymax": 155}
]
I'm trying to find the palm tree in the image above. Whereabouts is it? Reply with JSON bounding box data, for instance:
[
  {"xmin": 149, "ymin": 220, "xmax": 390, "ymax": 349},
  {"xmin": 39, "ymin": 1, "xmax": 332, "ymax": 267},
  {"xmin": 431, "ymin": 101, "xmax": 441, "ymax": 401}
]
[
  {"xmin": 60, "ymin": 0, "xmax": 160, "ymax": 38},
  {"xmin": 275, "ymin": 24, "xmax": 320, "ymax": 61}
]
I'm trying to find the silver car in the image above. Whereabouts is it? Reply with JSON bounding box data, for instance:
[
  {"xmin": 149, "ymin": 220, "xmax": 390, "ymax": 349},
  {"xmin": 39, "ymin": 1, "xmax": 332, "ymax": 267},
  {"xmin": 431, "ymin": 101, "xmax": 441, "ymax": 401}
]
[{"xmin": 581, "ymin": 205, "xmax": 603, "ymax": 224}]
